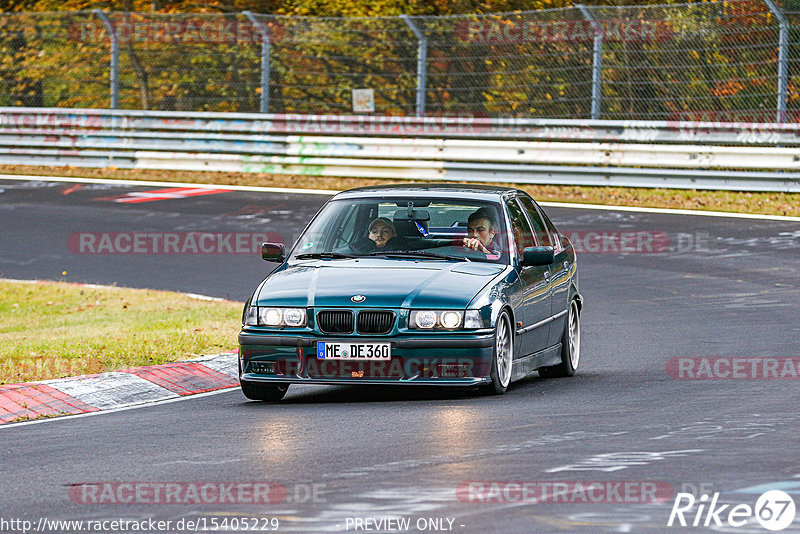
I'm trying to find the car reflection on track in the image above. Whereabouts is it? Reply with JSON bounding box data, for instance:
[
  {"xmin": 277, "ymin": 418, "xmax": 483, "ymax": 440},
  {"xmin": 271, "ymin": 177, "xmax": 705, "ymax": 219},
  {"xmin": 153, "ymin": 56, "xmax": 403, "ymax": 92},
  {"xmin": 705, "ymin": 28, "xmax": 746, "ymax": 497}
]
[{"xmin": 238, "ymin": 184, "xmax": 582, "ymax": 401}]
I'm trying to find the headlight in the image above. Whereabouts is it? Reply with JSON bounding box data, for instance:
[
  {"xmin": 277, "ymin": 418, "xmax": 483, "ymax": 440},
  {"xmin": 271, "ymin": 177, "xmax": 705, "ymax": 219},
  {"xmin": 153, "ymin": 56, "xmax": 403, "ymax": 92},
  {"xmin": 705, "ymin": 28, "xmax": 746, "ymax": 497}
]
[
  {"xmin": 440, "ymin": 311, "xmax": 462, "ymax": 329},
  {"xmin": 409, "ymin": 310, "xmax": 467, "ymax": 330},
  {"xmin": 283, "ymin": 308, "xmax": 306, "ymax": 327},
  {"xmin": 413, "ymin": 310, "xmax": 438, "ymax": 329},
  {"xmin": 244, "ymin": 306, "xmax": 307, "ymax": 327},
  {"xmin": 263, "ymin": 308, "xmax": 283, "ymax": 326}
]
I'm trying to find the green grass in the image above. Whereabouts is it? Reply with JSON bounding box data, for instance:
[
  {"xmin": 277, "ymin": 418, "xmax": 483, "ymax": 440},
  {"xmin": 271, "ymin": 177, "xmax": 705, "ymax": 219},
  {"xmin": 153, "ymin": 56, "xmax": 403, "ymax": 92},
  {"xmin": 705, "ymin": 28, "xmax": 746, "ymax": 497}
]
[{"xmin": 0, "ymin": 280, "xmax": 242, "ymax": 385}]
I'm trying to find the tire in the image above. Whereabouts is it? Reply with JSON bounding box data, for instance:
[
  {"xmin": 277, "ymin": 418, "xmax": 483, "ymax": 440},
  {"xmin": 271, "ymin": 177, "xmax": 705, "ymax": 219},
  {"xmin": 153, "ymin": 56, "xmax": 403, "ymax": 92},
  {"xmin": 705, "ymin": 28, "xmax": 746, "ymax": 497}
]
[
  {"xmin": 539, "ymin": 299, "xmax": 580, "ymax": 378},
  {"xmin": 240, "ymin": 380, "xmax": 289, "ymax": 401},
  {"xmin": 482, "ymin": 310, "xmax": 513, "ymax": 395}
]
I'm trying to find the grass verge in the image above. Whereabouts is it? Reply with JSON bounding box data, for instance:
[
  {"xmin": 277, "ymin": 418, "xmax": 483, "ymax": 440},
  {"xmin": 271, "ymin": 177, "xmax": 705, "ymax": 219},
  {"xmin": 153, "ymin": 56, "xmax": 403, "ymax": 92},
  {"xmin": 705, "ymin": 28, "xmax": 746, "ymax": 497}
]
[
  {"xmin": 0, "ymin": 279, "xmax": 242, "ymax": 385},
  {"xmin": 1, "ymin": 165, "xmax": 799, "ymax": 217}
]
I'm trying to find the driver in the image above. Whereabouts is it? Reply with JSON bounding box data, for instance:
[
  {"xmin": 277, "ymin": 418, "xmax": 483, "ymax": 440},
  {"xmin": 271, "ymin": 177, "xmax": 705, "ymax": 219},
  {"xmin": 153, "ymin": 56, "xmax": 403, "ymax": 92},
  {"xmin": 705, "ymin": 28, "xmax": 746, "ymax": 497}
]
[{"xmin": 463, "ymin": 208, "xmax": 499, "ymax": 254}]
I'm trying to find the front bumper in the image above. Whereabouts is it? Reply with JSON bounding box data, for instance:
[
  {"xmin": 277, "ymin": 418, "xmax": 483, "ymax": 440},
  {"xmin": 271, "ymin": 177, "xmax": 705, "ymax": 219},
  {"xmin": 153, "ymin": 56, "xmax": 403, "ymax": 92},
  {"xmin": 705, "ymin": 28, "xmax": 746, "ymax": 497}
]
[{"xmin": 239, "ymin": 330, "xmax": 495, "ymax": 386}]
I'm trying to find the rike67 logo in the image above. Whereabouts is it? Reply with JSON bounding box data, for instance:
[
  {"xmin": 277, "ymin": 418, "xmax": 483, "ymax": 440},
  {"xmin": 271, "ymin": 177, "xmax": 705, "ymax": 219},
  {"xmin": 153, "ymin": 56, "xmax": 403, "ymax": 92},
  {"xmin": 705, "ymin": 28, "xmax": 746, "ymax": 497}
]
[{"xmin": 668, "ymin": 490, "xmax": 796, "ymax": 531}]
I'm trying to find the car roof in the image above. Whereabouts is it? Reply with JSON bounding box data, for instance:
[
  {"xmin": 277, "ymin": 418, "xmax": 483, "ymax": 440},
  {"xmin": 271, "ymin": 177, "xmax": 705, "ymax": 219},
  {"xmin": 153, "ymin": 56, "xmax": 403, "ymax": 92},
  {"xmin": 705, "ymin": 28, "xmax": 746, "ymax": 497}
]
[{"xmin": 333, "ymin": 183, "xmax": 524, "ymax": 202}]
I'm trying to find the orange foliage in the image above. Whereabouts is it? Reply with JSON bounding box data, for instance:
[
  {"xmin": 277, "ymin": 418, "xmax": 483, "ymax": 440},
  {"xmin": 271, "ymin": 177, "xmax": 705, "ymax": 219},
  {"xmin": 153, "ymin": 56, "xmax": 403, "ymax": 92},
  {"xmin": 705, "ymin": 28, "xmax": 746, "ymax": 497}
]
[{"xmin": 712, "ymin": 81, "xmax": 744, "ymax": 98}]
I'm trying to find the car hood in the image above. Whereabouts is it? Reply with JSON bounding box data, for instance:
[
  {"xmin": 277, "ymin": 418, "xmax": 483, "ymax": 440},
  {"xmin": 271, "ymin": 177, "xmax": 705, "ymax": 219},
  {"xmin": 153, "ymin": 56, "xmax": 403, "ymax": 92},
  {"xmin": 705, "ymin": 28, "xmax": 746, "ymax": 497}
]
[{"xmin": 255, "ymin": 259, "xmax": 505, "ymax": 309}]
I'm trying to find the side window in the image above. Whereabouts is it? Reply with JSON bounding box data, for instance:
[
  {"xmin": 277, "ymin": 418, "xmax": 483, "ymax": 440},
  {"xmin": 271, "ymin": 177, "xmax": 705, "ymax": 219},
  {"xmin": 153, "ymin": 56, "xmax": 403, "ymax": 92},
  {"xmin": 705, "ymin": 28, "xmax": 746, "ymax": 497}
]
[
  {"xmin": 518, "ymin": 196, "xmax": 551, "ymax": 248},
  {"xmin": 505, "ymin": 198, "xmax": 535, "ymax": 257},
  {"xmin": 537, "ymin": 207, "xmax": 564, "ymax": 254},
  {"xmin": 329, "ymin": 203, "xmax": 361, "ymax": 249}
]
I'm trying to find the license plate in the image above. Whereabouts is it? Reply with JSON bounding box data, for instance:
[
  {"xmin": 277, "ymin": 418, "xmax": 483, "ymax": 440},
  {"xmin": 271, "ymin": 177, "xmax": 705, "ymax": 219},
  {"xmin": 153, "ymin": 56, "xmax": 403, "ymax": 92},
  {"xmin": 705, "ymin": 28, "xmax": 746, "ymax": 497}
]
[{"xmin": 316, "ymin": 342, "xmax": 391, "ymax": 360}]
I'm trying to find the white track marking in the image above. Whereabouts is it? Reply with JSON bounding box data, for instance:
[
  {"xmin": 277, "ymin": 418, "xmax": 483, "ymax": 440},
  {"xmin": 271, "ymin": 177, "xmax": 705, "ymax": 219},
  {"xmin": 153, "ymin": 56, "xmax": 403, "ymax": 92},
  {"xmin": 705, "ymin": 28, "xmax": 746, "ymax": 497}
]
[
  {"xmin": 2, "ymin": 173, "xmax": 799, "ymax": 220},
  {"xmin": 537, "ymin": 200, "xmax": 800, "ymax": 222},
  {"xmin": 0, "ymin": 173, "xmax": 336, "ymax": 195}
]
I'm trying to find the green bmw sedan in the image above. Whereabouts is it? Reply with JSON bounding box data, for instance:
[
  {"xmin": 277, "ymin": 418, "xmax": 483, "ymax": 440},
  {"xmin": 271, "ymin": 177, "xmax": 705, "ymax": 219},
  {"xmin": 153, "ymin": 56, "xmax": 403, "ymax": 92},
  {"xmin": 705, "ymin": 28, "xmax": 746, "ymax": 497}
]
[{"xmin": 238, "ymin": 184, "xmax": 582, "ymax": 400}]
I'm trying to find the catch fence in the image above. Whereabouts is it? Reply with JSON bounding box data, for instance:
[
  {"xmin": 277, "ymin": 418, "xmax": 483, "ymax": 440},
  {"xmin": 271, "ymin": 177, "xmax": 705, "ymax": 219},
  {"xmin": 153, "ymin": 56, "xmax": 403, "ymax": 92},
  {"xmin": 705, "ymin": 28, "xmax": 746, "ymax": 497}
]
[{"xmin": 1, "ymin": 1, "xmax": 799, "ymax": 121}]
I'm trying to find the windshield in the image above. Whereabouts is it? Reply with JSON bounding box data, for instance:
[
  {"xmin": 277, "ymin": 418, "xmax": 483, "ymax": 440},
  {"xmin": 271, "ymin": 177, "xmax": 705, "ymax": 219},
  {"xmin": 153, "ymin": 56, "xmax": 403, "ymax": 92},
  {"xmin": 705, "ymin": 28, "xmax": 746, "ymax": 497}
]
[{"xmin": 289, "ymin": 197, "xmax": 509, "ymax": 264}]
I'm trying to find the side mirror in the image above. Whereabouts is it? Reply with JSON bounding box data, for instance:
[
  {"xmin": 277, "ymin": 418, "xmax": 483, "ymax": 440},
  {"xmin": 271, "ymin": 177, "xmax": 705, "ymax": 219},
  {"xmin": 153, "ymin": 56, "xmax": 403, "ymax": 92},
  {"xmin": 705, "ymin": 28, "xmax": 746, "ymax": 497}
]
[
  {"xmin": 261, "ymin": 242, "xmax": 285, "ymax": 262},
  {"xmin": 522, "ymin": 246, "xmax": 554, "ymax": 267}
]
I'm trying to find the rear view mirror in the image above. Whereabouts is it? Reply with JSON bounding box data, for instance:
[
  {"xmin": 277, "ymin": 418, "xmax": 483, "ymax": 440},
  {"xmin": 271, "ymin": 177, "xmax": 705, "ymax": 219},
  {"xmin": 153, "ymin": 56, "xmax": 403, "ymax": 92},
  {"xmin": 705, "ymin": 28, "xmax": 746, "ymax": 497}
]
[
  {"xmin": 522, "ymin": 246, "xmax": 554, "ymax": 266},
  {"xmin": 261, "ymin": 242, "xmax": 285, "ymax": 262},
  {"xmin": 393, "ymin": 208, "xmax": 430, "ymax": 221}
]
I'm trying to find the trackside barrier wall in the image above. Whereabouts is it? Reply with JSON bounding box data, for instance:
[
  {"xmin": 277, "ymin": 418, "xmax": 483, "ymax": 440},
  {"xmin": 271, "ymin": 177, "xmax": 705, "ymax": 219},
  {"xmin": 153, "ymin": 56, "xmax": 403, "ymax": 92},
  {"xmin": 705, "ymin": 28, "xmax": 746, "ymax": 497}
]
[{"xmin": 1, "ymin": 108, "xmax": 800, "ymax": 192}]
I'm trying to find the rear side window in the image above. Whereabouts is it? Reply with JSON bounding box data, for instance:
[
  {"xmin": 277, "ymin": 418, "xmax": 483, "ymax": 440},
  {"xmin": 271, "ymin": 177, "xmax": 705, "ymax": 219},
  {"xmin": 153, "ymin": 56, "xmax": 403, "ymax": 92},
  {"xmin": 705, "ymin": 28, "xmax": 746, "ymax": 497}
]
[
  {"xmin": 538, "ymin": 207, "xmax": 564, "ymax": 254},
  {"xmin": 517, "ymin": 196, "xmax": 552, "ymax": 248},
  {"xmin": 505, "ymin": 198, "xmax": 534, "ymax": 256}
]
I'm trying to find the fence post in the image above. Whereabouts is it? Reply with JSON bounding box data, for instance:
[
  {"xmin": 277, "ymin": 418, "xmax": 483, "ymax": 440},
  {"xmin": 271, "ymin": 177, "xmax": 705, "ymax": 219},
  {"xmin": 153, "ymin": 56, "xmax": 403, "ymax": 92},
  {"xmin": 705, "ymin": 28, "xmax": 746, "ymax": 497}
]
[
  {"xmin": 401, "ymin": 15, "xmax": 427, "ymax": 117},
  {"xmin": 577, "ymin": 5, "xmax": 603, "ymax": 120},
  {"xmin": 93, "ymin": 10, "xmax": 119, "ymax": 109},
  {"xmin": 764, "ymin": 0, "xmax": 788, "ymax": 123},
  {"xmin": 243, "ymin": 11, "xmax": 270, "ymax": 114}
]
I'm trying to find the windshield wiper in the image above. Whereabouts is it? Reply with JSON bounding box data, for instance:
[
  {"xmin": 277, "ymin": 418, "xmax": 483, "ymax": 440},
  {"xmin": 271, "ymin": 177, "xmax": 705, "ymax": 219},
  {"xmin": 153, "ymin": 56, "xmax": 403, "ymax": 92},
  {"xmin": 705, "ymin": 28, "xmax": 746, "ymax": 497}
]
[
  {"xmin": 294, "ymin": 252, "xmax": 358, "ymax": 260},
  {"xmin": 368, "ymin": 250, "xmax": 470, "ymax": 262}
]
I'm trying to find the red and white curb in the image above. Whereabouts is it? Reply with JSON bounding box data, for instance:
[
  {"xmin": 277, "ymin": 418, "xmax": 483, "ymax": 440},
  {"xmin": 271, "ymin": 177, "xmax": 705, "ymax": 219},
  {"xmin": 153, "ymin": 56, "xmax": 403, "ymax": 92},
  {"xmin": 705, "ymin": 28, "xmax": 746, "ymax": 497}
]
[{"xmin": 0, "ymin": 352, "xmax": 240, "ymax": 425}]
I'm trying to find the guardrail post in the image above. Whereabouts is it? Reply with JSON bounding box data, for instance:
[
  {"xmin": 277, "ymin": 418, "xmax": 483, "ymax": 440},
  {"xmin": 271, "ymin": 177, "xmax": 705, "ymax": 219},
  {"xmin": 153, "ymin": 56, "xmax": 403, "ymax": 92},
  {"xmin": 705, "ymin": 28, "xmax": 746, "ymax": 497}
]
[
  {"xmin": 93, "ymin": 10, "xmax": 119, "ymax": 109},
  {"xmin": 577, "ymin": 5, "xmax": 603, "ymax": 120},
  {"xmin": 243, "ymin": 11, "xmax": 271, "ymax": 114},
  {"xmin": 764, "ymin": 0, "xmax": 788, "ymax": 123},
  {"xmin": 401, "ymin": 15, "xmax": 427, "ymax": 118}
]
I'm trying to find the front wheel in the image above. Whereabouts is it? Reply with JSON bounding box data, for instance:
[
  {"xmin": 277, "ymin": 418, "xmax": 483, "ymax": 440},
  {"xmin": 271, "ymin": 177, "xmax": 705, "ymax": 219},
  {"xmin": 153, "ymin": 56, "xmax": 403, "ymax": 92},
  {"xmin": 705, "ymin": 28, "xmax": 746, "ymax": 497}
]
[
  {"xmin": 539, "ymin": 299, "xmax": 580, "ymax": 378},
  {"xmin": 482, "ymin": 310, "xmax": 513, "ymax": 395},
  {"xmin": 240, "ymin": 380, "xmax": 289, "ymax": 401}
]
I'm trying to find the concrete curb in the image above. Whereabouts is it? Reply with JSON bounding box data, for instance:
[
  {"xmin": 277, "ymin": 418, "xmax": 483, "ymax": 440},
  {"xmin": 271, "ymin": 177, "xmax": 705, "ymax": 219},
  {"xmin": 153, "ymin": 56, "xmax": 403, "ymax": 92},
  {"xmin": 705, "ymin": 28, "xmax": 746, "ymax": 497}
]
[{"xmin": 0, "ymin": 352, "xmax": 239, "ymax": 425}]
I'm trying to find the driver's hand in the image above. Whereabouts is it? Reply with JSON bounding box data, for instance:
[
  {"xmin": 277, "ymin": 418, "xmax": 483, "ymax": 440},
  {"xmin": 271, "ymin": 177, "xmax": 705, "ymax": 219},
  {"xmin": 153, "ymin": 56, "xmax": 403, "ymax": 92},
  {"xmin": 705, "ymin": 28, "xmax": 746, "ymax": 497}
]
[{"xmin": 463, "ymin": 237, "xmax": 489, "ymax": 253}]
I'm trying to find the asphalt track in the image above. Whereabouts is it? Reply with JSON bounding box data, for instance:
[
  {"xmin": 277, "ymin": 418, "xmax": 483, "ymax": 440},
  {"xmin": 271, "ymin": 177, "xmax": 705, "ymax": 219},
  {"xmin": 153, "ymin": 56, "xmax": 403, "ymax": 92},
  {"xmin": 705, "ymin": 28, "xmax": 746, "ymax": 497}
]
[{"xmin": 1, "ymin": 177, "xmax": 799, "ymax": 533}]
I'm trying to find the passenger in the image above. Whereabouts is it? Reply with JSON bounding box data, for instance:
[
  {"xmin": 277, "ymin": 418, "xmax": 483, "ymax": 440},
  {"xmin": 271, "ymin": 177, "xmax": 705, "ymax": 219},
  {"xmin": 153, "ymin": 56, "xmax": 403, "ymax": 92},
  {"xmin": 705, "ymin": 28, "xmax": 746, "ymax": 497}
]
[
  {"xmin": 463, "ymin": 207, "xmax": 499, "ymax": 254},
  {"xmin": 367, "ymin": 217, "xmax": 405, "ymax": 251}
]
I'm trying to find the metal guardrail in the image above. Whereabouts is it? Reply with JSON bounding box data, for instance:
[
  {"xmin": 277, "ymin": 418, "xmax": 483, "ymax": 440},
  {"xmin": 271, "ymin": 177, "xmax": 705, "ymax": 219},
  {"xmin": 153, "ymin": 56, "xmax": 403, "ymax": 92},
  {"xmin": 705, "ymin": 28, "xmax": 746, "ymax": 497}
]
[{"xmin": 1, "ymin": 108, "xmax": 800, "ymax": 192}]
